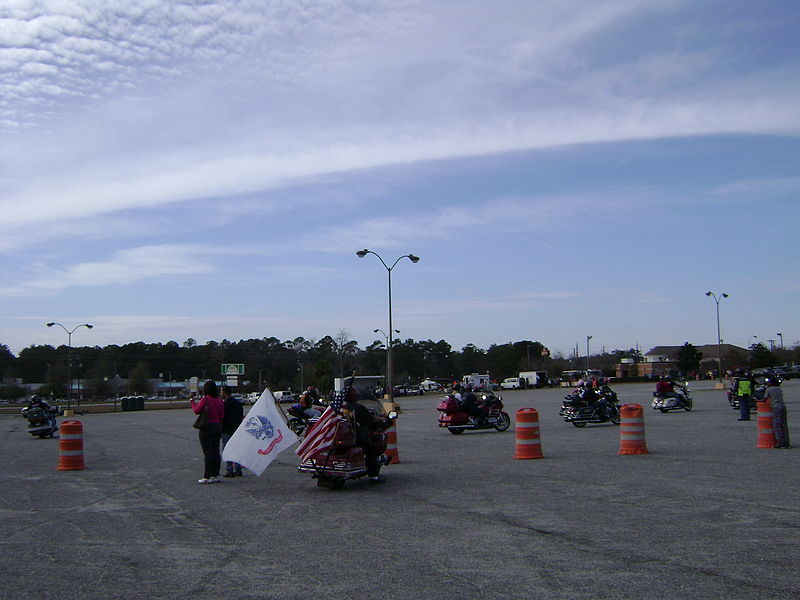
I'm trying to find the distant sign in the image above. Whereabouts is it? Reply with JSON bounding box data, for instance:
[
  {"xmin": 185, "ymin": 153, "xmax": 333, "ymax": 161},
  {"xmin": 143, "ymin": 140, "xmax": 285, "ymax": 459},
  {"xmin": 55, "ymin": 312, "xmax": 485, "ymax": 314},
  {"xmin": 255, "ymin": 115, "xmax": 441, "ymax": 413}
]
[
  {"xmin": 226, "ymin": 376, "xmax": 239, "ymax": 387},
  {"xmin": 221, "ymin": 364, "xmax": 245, "ymax": 375}
]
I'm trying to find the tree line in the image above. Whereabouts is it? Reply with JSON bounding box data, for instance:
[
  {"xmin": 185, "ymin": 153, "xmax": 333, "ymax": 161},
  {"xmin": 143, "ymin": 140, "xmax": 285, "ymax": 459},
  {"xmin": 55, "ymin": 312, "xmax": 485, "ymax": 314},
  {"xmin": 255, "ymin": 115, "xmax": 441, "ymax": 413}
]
[{"xmin": 0, "ymin": 335, "xmax": 795, "ymax": 401}]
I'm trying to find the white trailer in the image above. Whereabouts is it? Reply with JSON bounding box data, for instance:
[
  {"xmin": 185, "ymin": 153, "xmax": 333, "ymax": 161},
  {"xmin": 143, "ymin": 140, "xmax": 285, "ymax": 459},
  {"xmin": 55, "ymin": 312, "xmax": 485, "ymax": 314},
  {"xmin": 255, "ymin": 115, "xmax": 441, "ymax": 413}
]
[{"xmin": 519, "ymin": 371, "xmax": 548, "ymax": 388}]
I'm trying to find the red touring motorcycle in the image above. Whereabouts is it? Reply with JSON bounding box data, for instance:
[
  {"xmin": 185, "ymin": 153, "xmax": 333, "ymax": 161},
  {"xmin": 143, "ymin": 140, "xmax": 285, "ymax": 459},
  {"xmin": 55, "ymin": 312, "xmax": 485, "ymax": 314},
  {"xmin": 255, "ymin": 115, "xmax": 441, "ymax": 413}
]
[
  {"xmin": 298, "ymin": 396, "xmax": 397, "ymax": 490},
  {"xmin": 436, "ymin": 393, "xmax": 511, "ymax": 435}
]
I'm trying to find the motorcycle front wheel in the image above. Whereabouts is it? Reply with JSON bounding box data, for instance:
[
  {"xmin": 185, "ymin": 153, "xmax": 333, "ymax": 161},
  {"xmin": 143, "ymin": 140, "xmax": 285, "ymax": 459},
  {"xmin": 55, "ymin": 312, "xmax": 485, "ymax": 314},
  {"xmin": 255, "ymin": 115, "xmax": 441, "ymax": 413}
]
[
  {"xmin": 572, "ymin": 421, "xmax": 587, "ymax": 428},
  {"xmin": 448, "ymin": 427, "xmax": 464, "ymax": 435},
  {"xmin": 494, "ymin": 412, "xmax": 511, "ymax": 432},
  {"xmin": 683, "ymin": 400, "xmax": 692, "ymax": 411},
  {"xmin": 659, "ymin": 408, "xmax": 669, "ymax": 413}
]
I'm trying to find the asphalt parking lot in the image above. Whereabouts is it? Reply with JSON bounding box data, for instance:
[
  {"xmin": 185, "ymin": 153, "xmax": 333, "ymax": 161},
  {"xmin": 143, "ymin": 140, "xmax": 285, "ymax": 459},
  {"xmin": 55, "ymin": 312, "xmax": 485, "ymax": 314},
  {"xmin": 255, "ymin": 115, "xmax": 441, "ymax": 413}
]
[{"xmin": 1, "ymin": 381, "xmax": 797, "ymax": 600}]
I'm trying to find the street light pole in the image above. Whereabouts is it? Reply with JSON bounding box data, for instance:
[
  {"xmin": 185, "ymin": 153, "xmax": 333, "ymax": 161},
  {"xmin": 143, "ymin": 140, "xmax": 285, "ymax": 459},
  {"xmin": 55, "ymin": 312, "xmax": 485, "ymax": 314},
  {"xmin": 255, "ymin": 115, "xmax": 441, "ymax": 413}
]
[
  {"xmin": 586, "ymin": 335, "xmax": 592, "ymax": 374},
  {"xmin": 357, "ymin": 249, "xmax": 419, "ymax": 405},
  {"xmin": 46, "ymin": 321, "xmax": 93, "ymax": 411},
  {"xmin": 777, "ymin": 332, "xmax": 783, "ymax": 350},
  {"xmin": 374, "ymin": 328, "xmax": 399, "ymax": 393},
  {"xmin": 705, "ymin": 292, "xmax": 728, "ymax": 382}
]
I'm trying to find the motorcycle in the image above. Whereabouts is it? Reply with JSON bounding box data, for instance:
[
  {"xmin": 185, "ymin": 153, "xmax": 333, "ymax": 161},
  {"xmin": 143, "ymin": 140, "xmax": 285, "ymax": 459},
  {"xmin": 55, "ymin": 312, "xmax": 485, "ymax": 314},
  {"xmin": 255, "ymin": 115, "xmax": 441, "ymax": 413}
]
[
  {"xmin": 21, "ymin": 402, "xmax": 61, "ymax": 438},
  {"xmin": 286, "ymin": 401, "xmax": 327, "ymax": 436},
  {"xmin": 298, "ymin": 397, "xmax": 397, "ymax": 490},
  {"xmin": 652, "ymin": 386, "xmax": 693, "ymax": 412},
  {"xmin": 436, "ymin": 393, "xmax": 511, "ymax": 434},
  {"xmin": 560, "ymin": 391, "xmax": 621, "ymax": 427}
]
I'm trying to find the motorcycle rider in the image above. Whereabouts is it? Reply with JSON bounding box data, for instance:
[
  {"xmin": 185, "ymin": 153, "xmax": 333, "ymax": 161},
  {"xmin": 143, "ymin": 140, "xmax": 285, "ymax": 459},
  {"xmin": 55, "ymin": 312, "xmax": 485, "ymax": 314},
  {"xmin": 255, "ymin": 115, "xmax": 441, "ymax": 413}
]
[
  {"xmin": 655, "ymin": 375, "xmax": 687, "ymax": 407},
  {"xmin": 25, "ymin": 395, "xmax": 58, "ymax": 431},
  {"xmin": 291, "ymin": 386, "xmax": 323, "ymax": 419},
  {"xmin": 594, "ymin": 384, "xmax": 616, "ymax": 419},
  {"xmin": 343, "ymin": 387, "xmax": 392, "ymax": 484},
  {"xmin": 458, "ymin": 384, "xmax": 483, "ymax": 424}
]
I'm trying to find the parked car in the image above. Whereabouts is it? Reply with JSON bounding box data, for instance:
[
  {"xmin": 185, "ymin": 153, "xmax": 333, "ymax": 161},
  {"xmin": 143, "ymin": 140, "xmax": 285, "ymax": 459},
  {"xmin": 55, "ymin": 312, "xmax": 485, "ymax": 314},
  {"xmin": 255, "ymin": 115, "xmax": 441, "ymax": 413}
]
[
  {"xmin": 500, "ymin": 377, "xmax": 522, "ymax": 390},
  {"xmin": 273, "ymin": 390, "xmax": 296, "ymax": 403},
  {"xmin": 393, "ymin": 384, "xmax": 424, "ymax": 396},
  {"xmin": 420, "ymin": 379, "xmax": 443, "ymax": 392},
  {"xmin": 781, "ymin": 366, "xmax": 800, "ymax": 380}
]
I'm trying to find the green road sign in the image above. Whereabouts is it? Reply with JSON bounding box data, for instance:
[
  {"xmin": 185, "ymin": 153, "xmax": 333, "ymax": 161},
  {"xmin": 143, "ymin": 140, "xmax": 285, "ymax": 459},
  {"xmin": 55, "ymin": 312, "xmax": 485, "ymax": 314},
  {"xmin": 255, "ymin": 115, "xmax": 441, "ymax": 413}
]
[{"xmin": 221, "ymin": 363, "xmax": 245, "ymax": 376}]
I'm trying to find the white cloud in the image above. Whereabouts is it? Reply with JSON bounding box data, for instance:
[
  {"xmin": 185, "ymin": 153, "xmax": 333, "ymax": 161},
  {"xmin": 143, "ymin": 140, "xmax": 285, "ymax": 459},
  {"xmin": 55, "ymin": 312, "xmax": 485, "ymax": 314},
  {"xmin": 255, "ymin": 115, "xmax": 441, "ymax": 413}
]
[{"xmin": 0, "ymin": 244, "xmax": 218, "ymax": 297}]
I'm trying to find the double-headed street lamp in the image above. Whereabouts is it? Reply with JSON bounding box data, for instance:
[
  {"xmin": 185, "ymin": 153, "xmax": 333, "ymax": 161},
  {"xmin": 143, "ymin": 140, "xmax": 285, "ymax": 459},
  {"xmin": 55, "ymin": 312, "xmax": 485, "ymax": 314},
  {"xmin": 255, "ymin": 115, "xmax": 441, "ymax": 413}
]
[
  {"xmin": 356, "ymin": 249, "xmax": 419, "ymax": 404},
  {"xmin": 705, "ymin": 291, "xmax": 728, "ymax": 382},
  {"xmin": 374, "ymin": 328, "xmax": 400, "ymax": 343},
  {"xmin": 777, "ymin": 332, "xmax": 784, "ymax": 350},
  {"xmin": 46, "ymin": 321, "xmax": 93, "ymax": 410}
]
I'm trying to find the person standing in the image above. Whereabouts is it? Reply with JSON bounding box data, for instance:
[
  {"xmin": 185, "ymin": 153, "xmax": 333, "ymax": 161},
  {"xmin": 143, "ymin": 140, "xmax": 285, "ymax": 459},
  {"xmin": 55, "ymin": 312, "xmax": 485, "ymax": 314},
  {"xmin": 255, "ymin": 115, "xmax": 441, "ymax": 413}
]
[
  {"xmin": 221, "ymin": 385, "xmax": 244, "ymax": 477},
  {"xmin": 764, "ymin": 377, "xmax": 791, "ymax": 449},
  {"xmin": 192, "ymin": 380, "xmax": 225, "ymax": 484},
  {"xmin": 733, "ymin": 370, "xmax": 755, "ymax": 421}
]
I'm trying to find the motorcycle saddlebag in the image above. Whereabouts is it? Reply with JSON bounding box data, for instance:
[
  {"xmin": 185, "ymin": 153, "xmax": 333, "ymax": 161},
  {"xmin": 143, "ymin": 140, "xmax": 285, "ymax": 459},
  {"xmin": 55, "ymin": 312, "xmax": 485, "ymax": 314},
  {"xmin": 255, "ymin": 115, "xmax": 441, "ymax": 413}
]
[{"xmin": 438, "ymin": 412, "xmax": 468, "ymax": 426}]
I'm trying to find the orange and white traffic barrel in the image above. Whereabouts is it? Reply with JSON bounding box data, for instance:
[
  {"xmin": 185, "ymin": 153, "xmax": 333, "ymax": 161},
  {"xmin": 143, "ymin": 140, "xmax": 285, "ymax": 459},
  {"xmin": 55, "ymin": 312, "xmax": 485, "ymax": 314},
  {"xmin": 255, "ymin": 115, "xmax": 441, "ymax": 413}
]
[
  {"xmin": 57, "ymin": 420, "xmax": 86, "ymax": 471},
  {"xmin": 756, "ymin": 400, "xmax": 776, "ymax": 449},
  {"xmin": 385, "ymin": 422, "xmax": 400, "ymax": 464},
  {"xmin": 513, "ymin": 408, "xmax": 544, "ymax": 459},
  {"xmin": 618, "ymin": 404, "xmax": 648, "ymax": 455}
]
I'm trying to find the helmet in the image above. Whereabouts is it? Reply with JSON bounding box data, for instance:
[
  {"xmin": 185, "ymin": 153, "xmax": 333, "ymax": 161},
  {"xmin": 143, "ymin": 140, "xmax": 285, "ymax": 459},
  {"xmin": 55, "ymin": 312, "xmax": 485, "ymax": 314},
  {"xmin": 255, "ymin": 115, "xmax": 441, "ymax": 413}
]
[
  {"xmin": 452, "ymin": 383, "xmax": 462, "ymax": 392},
  {"xmin": 305, "ymin": 386, "xmax": 319, "ymax": 400}
]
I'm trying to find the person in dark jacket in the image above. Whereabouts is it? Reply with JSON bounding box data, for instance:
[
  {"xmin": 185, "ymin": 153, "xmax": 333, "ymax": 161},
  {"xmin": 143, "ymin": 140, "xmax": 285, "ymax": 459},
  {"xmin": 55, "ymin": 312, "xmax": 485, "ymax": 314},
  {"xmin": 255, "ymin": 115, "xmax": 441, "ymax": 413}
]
[{"xmin": 220, "ymin": 385, "xmax": 244, "ymax": 477}]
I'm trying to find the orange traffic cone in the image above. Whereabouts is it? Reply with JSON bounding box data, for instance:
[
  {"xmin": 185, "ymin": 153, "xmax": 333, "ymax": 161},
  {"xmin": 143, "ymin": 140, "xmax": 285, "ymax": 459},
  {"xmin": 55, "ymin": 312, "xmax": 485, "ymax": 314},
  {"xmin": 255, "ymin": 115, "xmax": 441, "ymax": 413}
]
[
  {"xmin": 618, "ymin": 404, "xmax": 648, "ymax": 455},
  {"xmin": 385, "ymin": 422, "xmax": 400, "ymax": 464},
  {"xmin": 57, "ymin": 420, "xmax": 86, "ymax": 471},
  {"xmin": 756, "ymin": 400, "xmax": 776, "ymax": 449},
  {"xmin": 513, "ymin": 408, "xmax": 544, "ymax": 459}
]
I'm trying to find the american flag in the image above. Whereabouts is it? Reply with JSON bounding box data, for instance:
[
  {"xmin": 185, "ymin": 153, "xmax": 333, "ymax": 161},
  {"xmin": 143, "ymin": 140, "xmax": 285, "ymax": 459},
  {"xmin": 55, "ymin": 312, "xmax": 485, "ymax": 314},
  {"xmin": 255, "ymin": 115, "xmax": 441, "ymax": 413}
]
[{"xmin": 295, "ymin": 406, "xmax": 342, "ymax": 463}]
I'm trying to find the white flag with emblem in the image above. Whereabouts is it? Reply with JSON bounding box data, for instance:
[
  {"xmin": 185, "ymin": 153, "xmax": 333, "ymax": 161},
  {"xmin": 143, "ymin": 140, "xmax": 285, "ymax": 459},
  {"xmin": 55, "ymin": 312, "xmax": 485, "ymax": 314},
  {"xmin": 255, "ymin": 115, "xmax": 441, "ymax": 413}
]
[{"xmin": 221, "ymin": 388, "xmax": 298, "ymax": 476}]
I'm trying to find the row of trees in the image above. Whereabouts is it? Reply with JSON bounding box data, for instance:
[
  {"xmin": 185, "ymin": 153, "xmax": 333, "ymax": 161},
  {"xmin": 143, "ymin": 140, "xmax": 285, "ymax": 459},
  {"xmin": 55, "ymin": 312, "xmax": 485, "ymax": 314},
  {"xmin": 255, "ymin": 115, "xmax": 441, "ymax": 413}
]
[{"xmin": 1, "ymin": 335, "xmax": 796, "ymax": 401}]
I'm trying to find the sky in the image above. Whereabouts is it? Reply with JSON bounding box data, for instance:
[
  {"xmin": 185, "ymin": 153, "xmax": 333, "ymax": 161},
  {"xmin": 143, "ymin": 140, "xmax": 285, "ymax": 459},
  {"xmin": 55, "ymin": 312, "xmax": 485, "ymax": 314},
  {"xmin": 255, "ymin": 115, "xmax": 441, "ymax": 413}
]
[{"xmin": 2, "ymin": 0, "xmax": 799, "ymax": 359}]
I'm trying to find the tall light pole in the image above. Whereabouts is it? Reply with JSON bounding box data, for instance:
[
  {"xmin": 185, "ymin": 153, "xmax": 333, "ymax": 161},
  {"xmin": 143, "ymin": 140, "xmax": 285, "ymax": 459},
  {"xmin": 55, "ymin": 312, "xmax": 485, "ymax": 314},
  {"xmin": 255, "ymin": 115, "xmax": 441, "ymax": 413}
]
[
  {"xmin": 357, "ymin": 249, "xmax": 419, "ymax": 405},
  {"xmin": 777, "ymin": 332, "xmax": 783, "ymax": 350},
  {"xmin": 586, "ymin": 335, "xmax": 593, "ymax": 374},
  {"xmin": 374, "ymin": 329, "xmax": 400, "ymax": 393},
  {"xmin": 705, "ymin": 292, "xmax": 728, "ymax": 382},
  {"xmin": 46, "ymin": 321, "xmax": 93, "ymax": 411}
]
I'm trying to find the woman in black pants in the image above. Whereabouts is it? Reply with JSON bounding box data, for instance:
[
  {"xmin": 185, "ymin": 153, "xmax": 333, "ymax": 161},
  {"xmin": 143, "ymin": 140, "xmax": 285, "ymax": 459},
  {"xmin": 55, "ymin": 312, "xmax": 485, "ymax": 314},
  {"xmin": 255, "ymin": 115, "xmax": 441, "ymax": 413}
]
[{"xmin": 191, "ymin": 380, "xmax": 225, "ymax": 483}]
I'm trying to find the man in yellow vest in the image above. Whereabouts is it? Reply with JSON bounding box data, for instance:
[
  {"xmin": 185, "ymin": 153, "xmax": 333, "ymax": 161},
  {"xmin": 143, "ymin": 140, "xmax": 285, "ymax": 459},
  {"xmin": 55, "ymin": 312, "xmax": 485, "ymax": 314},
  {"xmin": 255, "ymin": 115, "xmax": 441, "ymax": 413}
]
[{"xmin": 732, "ymin": 370, "xmax": 755, "ymax": 421}]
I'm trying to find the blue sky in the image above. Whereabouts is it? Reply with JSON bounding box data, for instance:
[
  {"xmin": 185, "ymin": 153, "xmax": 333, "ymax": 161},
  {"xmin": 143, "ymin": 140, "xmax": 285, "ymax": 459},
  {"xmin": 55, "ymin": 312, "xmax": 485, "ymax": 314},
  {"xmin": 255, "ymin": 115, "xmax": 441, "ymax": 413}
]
[{"xmin": 2, "ymin": 0, "xmax": 799, "ymax": 357}]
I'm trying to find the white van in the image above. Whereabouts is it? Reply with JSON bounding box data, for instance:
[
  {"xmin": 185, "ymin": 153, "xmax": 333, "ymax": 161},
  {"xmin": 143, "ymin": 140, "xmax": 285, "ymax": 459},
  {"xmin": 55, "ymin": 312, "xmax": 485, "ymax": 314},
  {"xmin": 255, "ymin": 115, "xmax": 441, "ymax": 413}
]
[{"xmin": 500, "ymin": 377, "xmax": 522, "ymax": 390}]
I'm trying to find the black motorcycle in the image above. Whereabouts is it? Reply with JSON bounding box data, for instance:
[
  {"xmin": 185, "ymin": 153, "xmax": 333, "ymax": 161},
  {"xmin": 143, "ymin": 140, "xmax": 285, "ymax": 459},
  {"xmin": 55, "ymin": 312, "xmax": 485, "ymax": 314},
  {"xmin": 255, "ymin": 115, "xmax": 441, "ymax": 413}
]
[
  {"xmin": 286, "ymin": 404, "xmax": 323, "ymax": 436},
  {"xmin": 21, "ymin": 402, "xmax": 61, "ymax": 438},
  {"xmin": 560, "ymin": 392, "xmax": 620, "ymax": 427}
]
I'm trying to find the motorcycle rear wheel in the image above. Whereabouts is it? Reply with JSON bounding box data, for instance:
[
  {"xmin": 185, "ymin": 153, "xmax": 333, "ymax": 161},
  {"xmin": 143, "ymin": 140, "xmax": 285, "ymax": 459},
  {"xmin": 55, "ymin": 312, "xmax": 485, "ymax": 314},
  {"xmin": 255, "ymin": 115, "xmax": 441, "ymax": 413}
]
[{"xmin": 659, "ymin": 408, "xmax": 669, "ymax": 413}]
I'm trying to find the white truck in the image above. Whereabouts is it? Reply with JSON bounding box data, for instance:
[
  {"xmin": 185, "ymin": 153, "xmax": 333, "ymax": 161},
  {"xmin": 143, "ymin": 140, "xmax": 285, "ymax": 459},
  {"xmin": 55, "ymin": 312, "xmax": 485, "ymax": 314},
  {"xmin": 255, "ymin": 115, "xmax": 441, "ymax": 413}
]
[
  {"xmin": 519, "ymin": 371, "xmax": 548, "ymax": 389},
  {"xmin": 462, "ymin": 373, "xmax": 493, "ymax": 391}
]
